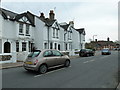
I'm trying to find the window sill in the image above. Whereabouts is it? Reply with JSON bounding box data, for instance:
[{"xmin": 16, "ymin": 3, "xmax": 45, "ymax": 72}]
[
  {"xmin": 26, "ymin": 34, "xmax": 30, "ymax": 36},
  {"xmin": 19, "ymin": 33, "xmax": 24, "ymax": 35}
]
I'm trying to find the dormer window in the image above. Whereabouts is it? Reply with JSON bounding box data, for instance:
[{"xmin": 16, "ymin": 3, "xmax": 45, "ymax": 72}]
[
  {"xmin": 53, "ymin": 28, "xmax": 55, "ymax": 38},
  {"xmin": 26, "ymin": 24, "xmax": 30, "ymax": 35},
  {"xmin": 19, "ymin": 23, "xmax": 23, "ymax": 34}
]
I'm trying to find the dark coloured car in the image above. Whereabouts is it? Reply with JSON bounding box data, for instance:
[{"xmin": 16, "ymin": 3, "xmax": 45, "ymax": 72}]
[
  {"xmin": 79, "ymin": 49, "xmax": 95, "ymax": 57},
  {"xmin": 101, "ymin": 48, "xmax": 111, "ymax": 55},
  {"xmin": 23, "ymin": 49, "xmax": 70, "ymax": 74}
]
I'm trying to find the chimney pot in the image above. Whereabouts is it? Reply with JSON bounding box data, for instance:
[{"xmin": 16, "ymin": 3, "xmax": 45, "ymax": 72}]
[{"xmin": 49, "ymin": 10, "xmax": 55, "ymax": 20}]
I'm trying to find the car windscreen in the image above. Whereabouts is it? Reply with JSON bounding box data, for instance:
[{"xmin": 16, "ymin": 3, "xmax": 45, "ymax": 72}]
[
  {"xmin": 102, "ymin": 49, "xmax": 109, "ymax": 52},
  {"xmin": 28, "ymin": 51, "xmax": 41, "ymax": 58}
]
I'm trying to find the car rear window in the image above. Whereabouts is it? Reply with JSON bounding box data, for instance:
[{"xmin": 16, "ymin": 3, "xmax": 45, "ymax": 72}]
[
  {"xmin": 28, "ymin": 50, "xmax": 41, "ymax": 58},
  {"xmin": 102, "ymin": 49, "xmax": 109, "ymax": 52}
]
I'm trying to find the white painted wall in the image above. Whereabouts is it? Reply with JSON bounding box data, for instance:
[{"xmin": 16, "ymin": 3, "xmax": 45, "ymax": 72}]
[
  {"xmin": 2, "ymin": 19, "xmax": 17, "ymax": 40},
  {"xmin": 0, "ymin": 14, "xmax": 2, "ymax": 39},
  {"xmin": 34, "ymin": 17, "xmax": 45, "ymax": 50},
  {"xmin": 0, "ymin": 39, "xmax": 2, "ymax": 53},
  {"xmin": 72, "ymin": 29, "xmax": 80, "ymax": 50}
]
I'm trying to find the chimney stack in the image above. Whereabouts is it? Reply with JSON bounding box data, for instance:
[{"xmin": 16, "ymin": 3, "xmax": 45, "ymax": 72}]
[
  {"xmin": 107, "ymin": 37, "xmax": 110, "ymax": 41},
  {"xmin": 40, "ymin": 12, "xmax": 45, "ymax": 21},
  {"xmin": 49, "ymin": 10, "xmax": 55, "ymax": 20},
  {"xmin": 69, "ymin": 21, "xmax": 74, "ymax": 27}
]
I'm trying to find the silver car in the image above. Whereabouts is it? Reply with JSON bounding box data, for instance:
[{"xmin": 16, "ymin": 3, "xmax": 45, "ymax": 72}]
[{"xmin": 23, "ymin": 49, "xmax": 70, "ymax": 74}]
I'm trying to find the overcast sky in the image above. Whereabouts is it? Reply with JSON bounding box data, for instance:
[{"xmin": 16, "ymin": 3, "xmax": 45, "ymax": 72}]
[{"xmin": 1, "ymin": 0, "xmax": 119, "ymax": 42}]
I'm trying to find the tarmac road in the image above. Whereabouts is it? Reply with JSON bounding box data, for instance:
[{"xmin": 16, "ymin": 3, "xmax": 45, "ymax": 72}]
[{"xmin": 2, "ymin": 51, "xmax": 118, "ymax": 88}]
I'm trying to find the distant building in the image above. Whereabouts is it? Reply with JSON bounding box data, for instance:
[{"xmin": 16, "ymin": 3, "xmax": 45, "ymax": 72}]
[{"xmin": 85, "ymin": 37, "xmax": 117, "ymax": 50}]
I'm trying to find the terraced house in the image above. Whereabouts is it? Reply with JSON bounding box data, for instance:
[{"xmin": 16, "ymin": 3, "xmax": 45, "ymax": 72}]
[{"xmin": 0, "ymin": 8, "xmax": 86, "ymax": 63}]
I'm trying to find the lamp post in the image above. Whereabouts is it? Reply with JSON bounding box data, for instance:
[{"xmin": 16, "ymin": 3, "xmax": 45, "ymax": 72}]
[{"xmin": 93, "ymin": 35, "xmax": 97, "ymax": 41}]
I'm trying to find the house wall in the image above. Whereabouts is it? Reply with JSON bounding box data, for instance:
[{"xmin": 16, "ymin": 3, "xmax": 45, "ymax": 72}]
[
  {"xmin": 0, "ymin": 39, "xmax": 2, "ymax": 53},
  {"xmin": 72, "ymin": 30, "xmax": 80, "ymax": 50},
  {"xmin": 34, "ymin": 17, "xmax": 45, "ymax": 50},
  {"xmin": 2, "ymin": 19, "xmax": 17, "ymax": 39},
  {"xmin": 0, "ymin": 14, "xmax": 2, "ymax": 39},
  {"xmin": 59, "ymin": 27, "xmax": 64, "ymax": 51}
]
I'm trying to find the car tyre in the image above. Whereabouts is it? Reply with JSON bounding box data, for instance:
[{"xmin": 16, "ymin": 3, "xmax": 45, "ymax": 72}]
[
  {"xmin": 38, "ymin": 64, "xmax": 48, "ymax": 74},
  {"xmin": 64, "ymin": 60, "xmax": 70, "ymax": 67},
  {"xmin": 86, "ymin": 54, "xmax": 89, "ymax": 57}
]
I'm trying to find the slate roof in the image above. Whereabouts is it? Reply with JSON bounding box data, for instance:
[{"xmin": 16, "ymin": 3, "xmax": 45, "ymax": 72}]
[
  {"xmin": 0, "ymin": 8, "xmax": 35, "ymax": 26},
  {"xmin": 60, "ymin": 24, "xmax": 70, "ymax": 30},
  {"xmin": 75, "ymin": 28, "xmax": 86, "ymax": 35},
  {"xmin": 0, "ymin": 8, "xmax": 17, "ymax": 20},
  {"xmin": 44, "ymin": 18, "xmax": 56, "ymax": 27}
]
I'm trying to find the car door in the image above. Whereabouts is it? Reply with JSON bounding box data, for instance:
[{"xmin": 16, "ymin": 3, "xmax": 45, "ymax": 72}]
[
  {"xmin": 43, "ymin": 50, "xmax": 57, "ymax": 67},
  {"xmin": 52, "ymin": 50, "xmax": 65, "ymax": 65}
]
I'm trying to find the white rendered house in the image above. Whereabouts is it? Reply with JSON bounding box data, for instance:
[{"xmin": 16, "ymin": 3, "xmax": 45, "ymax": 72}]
[{"xmin": 0, "ymin": 8, "xmax": 86, "ymax": 63}]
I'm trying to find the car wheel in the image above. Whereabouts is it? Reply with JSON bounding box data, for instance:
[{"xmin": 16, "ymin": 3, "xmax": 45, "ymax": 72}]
[
  {"xmin": 64, "ymin": 60, "xmax": 70, "ymax": 67},
  {"xmin": 86, "ymin": 54, "xmax": 89, "ymax": 57},
  {"xmin": 39, "ymin": 64, "xmax": 48, "ymax": 74}
]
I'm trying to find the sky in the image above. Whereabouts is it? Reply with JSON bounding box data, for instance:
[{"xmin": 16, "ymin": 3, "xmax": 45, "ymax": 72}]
[{"xmin": 0, "ymin": 0, "xmax": 119, "ymax": 42}]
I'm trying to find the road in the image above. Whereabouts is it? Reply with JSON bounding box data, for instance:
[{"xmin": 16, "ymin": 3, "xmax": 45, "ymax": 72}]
[{"xmin": 2, "ymin": 51, "xmax": 118, "ymax": 88}]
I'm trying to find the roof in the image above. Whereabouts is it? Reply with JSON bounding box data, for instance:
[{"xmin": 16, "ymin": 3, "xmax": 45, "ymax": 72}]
[
  {"xmin": 15, "ymin": 11, "xmax": 35, "ymax": 26},
  {"xmin": 0, "ymin": 8, "xmax": 35, "ymax": 26},
  {"xmin": 0, "ymin": 8, "xmax": 17, "ymax": 20},
  {"xmin": 60, "ymin": 24, "xmax": 70, "ymax": 30},
  {"xmin": 44, "ymin": 18, "xmax": 56, "ymax": 27},
  {"xmin": 76, "ymin": 28, "xmax": 86, "ymax": 35}
]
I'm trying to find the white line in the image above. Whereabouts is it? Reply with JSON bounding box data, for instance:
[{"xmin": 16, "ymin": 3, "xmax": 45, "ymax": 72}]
[
  {"xmin": 101, "ymin": 56, "xmax": 109, "ymax": 59},
  {"xmin": 34, "ymin": 66, "xmax": 71, "ymax": 78},
  {"xmin": 90, "ymin": 59, "xmax": 95, "ymax": 62},
  {"xmin": 83, "ymin": 61, "xmax": 89, "ymax": 63},
  {"xmin": 34, "ymin": 74, "xmax": 42, "ymax": 78},
  {"xmin": 83, "ymin": 59, "xmax": 95, "ymax": 64},
  {"xmin": 45, "ymin": 68, "xmax": 66, "ymax": 75}
]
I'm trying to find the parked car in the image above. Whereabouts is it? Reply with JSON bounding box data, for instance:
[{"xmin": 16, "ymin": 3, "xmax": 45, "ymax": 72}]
[
  {"xmin": 23, "ymin": 49, "xmax": 70, "ymax": 74},
  {"xmin": 79, "ymin": 49, "xmax": 95, "ymax": 57},
  {"xmin": 101, "ymin": 48, "xmax": 111, "ymax": 55}
]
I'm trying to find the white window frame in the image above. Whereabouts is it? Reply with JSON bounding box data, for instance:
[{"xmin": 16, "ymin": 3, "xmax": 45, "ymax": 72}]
[
  {"xmin": 19, "ymin": 23, "xmax": 23, "ymax": 34},
  {"xmin": 26, "ymin": 24, "xmax": 30, "ymax": 35}
]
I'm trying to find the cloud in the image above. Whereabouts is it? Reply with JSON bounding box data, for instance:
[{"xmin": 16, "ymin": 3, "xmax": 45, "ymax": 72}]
[{"xmin": 1, "ymin": 1, "xmax": 118, "ymax": 42}]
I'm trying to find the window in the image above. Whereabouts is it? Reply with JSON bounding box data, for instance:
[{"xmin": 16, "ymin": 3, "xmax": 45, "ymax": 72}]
[
  {"xmin": 56, "ymin": 29, "xmax": 58, "ymax": 38},
  {"xmin": 70, "ymin": 32, "xmax": 71, "ymax": 39},
  {"xmin": 26, "ymin": 24, "xmax": 30, "ymax": 35},
  {"xmin": 43, "ymin": 50, "xmax": 53, "ymax": 57},
  {"xmin": 28, "ymin": 41, "xmax": 31, "ymax": 52},
  {"xmin": 66, "ymin": 43, "xmax": 67, "ymax": 50},
  {"xmin": 44, "ymin": 43, "xmax": 47, "ymax": 49},
  {"xmin": 55, "ymin": 43, "xmax": 57, "ymax": 49},
  {"xmin": 19, "ymin": 23, "xmax": 23, "ymax": 34},
  {"xmin": 22, "ymin": 42, "xmax": 26, "ymax": 51},
  {"xmin": 16, "ymin": 42, "xmax": 19, "ymax": 52},
  {"xmin": 50, "ymin": 42, "xmax": 53, "ymax": 49},
  {"xmin": 53, "ymin": 28, "xmax": 55, "ymax": 38},
  {"xmin": 58, "ymin": 44, "xmax": 60, "ymax": 50},
  {"xmin": 28, "ymin": 50, "xmax": 41, "ymax": 58},
  {"xmin": 52, "ymin": 50, "xmax": 62, "ymax": 56}
]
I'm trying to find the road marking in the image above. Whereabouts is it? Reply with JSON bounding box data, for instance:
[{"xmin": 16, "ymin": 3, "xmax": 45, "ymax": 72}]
[
  {"xmin": 100, "ymin": 56, "xmax": 109, "ymax": 59},
  {"xmin": 34, "ymin": 66, "xmax": 71, "ymax": 78},
  {"xmin": 83, "ymin": 61, "xmax": 89, "ymax": 63},
  {"xmin": 83, "ymin": 59, "xmax": 95, "ymax": 63}
]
